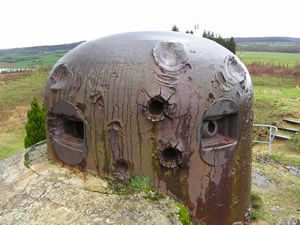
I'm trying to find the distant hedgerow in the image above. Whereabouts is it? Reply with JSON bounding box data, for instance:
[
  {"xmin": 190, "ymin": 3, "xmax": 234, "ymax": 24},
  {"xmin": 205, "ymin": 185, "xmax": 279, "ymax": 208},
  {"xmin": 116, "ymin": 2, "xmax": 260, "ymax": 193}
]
[{"xmin": 24, "ymin": 98, "xmax": 46, "ymax": 148}]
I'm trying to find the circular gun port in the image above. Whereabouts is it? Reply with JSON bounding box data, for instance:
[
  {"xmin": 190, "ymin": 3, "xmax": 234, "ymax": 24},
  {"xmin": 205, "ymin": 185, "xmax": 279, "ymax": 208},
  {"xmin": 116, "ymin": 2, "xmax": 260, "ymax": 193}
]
[
  {"xmin": 159, "ymin": 146, "xmax": 182, "ymax": 168},
  {"xmin": 148, "ymin": 97, "xmax": 165, "ymax": 115},
  {"xmin": 202, "ymin": 120, "xmax": 218, "ymax": 138},
  {"xmin": 208, "ymin": 121, "xmax": 216, "ymax": 134}
]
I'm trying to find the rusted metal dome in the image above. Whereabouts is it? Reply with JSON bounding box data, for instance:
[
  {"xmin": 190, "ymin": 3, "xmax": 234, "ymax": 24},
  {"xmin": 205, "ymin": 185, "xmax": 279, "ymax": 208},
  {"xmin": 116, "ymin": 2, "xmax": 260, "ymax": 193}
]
[{"xmin": 45, "ymin": 31, "xmax": 254, "ymax": 224}]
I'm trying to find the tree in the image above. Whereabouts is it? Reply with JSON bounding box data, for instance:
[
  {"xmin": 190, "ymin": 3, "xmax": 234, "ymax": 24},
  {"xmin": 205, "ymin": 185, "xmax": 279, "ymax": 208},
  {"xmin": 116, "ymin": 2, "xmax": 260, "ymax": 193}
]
[
  {"xmin": 24, "ymin": 98, "xmax": 46, "ymax": 148},
  {"xmin": 202, "ymin": 30, "xmax": 236, "ymax": 54},
  {"xmin": 228, "ymin": 37, "xmax": 236, "ymax": 54},
  {"xmin": 172, "ymin": 25, "xmax": 179, "ymax": 32}
]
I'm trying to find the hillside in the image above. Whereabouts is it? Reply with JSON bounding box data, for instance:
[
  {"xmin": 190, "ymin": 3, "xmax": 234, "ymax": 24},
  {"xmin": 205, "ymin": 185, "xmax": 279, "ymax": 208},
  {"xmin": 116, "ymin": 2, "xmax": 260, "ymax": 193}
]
[
  {"xmin": 235, "ymin": 37, "xmax": 300, "ymax": 53},
  {"xmin": 0, "ymin": 41, "xmax": 84, "ymax": 69},
  {"xmin": 234, "ymin": 37, "xmax": 300, "ymax": 43}
]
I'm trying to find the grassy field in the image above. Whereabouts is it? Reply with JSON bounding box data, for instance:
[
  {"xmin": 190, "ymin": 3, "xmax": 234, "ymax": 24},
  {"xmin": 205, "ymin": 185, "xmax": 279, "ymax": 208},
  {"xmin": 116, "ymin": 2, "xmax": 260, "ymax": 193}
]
[
  {"xmin": 237, "ymin": 51, "xmax": 300, "ymax": 67},
  {"xmin": 235, "ymin": 38, "xmax": 300, "ymax": 53},
  {"xmin": 250, "ymin": 75, "xmax": 300, "ymax": 224},
  {"xmin": 250, "ymin": 157, "xmax": 300, "ymax": 224},
  {"xmin": 0, "ymin": 70, "xmax": 48, "ymax": 159},
  {"xmin": 239, "ymin": 42, "xmax": 297, "ymax": 47},
  {"xmin": 252, "ymin": 75, "xmax": 300, "ymax": 164},
  {"xmin": 0, "ymin": 50, "xmax": 68, "ymax": 68},
  {"xmin": 0, "ymin": 41, "xmax": 82, "ymax": 69}
]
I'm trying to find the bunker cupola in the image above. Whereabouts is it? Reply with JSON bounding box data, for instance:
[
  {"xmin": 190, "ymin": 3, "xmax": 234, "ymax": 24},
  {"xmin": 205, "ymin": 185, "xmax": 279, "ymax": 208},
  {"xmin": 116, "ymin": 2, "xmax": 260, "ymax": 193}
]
[{"xmin": 45, "ymin": 31, "xmax": 254, "ymax": 225}]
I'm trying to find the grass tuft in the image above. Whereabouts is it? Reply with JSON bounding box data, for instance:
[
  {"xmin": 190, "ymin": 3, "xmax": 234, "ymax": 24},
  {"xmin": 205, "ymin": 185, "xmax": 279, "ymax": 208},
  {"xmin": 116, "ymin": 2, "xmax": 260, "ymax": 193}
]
[
  {"xmin": 176, "ymin": 203, "xmax": 194, "ymax": 225},
  {"xmin": 250, "ymin": 192, "xmax": 269, "ymax": 221},
  {"xmin": 109, "ymin": 176, "xmax": 152, "ymax": 195}
]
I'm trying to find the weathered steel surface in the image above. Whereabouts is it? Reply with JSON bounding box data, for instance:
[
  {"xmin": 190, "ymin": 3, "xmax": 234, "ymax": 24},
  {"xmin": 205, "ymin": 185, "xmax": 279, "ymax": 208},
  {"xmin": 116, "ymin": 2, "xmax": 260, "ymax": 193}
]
[{"xmin": 45, "ymin": 32, "xmax": 254, "ymax": 225}]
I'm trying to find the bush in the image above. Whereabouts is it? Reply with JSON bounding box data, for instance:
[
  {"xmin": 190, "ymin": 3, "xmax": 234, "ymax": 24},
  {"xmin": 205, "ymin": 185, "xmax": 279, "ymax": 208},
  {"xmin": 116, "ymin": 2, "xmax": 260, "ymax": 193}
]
[{"xmin": 24, "ymin": 98, "xmax": 46, "ymax": 148}]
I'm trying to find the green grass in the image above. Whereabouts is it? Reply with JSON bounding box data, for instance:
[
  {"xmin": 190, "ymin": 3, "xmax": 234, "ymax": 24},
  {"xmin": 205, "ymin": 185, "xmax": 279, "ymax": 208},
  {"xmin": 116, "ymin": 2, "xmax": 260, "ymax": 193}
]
[
  {"xmin": 0, "ymin": 129, "xmax": 26, "ymax": 159},
  {"xmin": 250, "ymin": 191, "xmax": 269, "ymax": 221},
  {"xmin": 286, "ymin": 132, "xmax": 300, "ymax": 154},
  {"xmin": 176, "ymin": 203, "xmax": 194, "ymax": 225},
  {"xmin": 109, "ymin": 176, "xmax": 153, "ymax": 195},
  {"xmin": 237, "ymin": 51, "xmax": 300, "ymax": 67},
  {"xmin": 251, "ymin": 75, "xmax": 300, "ymax": 223},
  {"xmin": 252, "ymin": 76, "xmax": 300, "ymax": 125},
  {"xmin": 269, "ymin": 153, "xmax": 300, "ymax": 167},
  {"xmin": 238, "ymin": 42, "xmax": 297, "ymax": 47},
  {"xmin": 251, "ymin": 161, "xmax": 300, "ymax": 223},
  {"xmin": 0, "ymin": 42, "xmax": 83, "ymax": 69},
  {"xmin": 0, "ymin": 70, "xmax": 48, "ymax": 159},
  {"xmin": 0, "ymin": 50, "xmax": 67, "ymax": 68},
  {"xmin": 0, "ymin": 71, "xmax": 48, "ymax": 109}
]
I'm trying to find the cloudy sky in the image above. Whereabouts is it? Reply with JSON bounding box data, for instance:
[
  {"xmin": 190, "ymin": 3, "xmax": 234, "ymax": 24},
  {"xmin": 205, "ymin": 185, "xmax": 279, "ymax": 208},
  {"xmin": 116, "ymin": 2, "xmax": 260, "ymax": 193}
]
[{"xmin": 0, "ymin": 0, "xmax": 299, "ymax": 49}]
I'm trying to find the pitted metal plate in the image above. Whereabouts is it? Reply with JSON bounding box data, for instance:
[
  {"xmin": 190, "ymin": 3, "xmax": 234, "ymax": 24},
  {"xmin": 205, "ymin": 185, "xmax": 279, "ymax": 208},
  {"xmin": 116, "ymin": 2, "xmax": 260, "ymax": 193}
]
[{"xmin": 45, "ymin": 32, "xmax": 254, "ymax": 225}]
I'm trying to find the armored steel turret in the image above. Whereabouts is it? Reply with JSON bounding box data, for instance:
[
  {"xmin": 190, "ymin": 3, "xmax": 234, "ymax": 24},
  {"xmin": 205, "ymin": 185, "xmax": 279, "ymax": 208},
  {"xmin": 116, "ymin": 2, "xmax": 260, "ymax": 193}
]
[{"xmin": 45, "ymin": 32, "xmax": 254, "ymax": 224}]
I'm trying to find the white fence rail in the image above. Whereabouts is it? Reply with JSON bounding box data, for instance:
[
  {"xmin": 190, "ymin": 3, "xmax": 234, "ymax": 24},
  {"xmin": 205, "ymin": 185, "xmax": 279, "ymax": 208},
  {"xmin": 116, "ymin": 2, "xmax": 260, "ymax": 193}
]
[{"xmin": 253, "ymin": 124, "xmax": 278, "ymax": 156}]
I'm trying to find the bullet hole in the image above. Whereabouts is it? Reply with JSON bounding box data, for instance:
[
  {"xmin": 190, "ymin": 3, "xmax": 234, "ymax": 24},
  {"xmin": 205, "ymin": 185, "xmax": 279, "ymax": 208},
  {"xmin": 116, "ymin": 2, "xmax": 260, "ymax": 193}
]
[
  {"xmin": 208, "ymin": 92, "xmax": 215, "ymax": 101},
  {"xmin": 145, "ymin": 96, "xmax": 170, "ymax": 122},
  {"xmin": 153, "ymin": 42, "xmax": 187, "ymax": 71},
  {"xmin": 186, "ymin": 63, "xmax": 192, "ymax": 70},
  {"xmin": 112, "ymin": 72, "xmax": 118, "ymax": 78},
  {"xmin": 159, "ymin": 146, "xmax": 182, "ymax": 168},
  {"xmin": 115, "ymin": 160, "xmax": 128, "ymax": 173},
  {"xmin": 149, "ymin": 98, "xmax": 164, "ymax": 115},
  {"xmin": 96, "ymin": 96, "xmax": 104, "ymax": 110},
  {"xmin": 110, "ymin": 121, "xmax": 121, "ymax": 131},
  {"xmin": 159, "ymin": 67, "xmax": 166, "ymax": 74},
  {"xmin": 226, "ymin": 55, "xmax": 246, "ymax": 84},
  {"xmin": 163, "ymin": 147, "xmax": 177, "ymax": 161},
  {"xmin": 236, "ymin": 91, "xmax": 240, "ymax": 100},
  {"xmin": 218, "ymin": 72, "xmax": 227, "ymax": 85},
  {"xmin": 91, "ymin": 91, "xmax": 104, "ymax": 110},
  {"xmin": 50, "ymin": 65, "xmax": 70, "ymax": 90},
  {"xmin": 215, "ymin": 71, "xmax": 231, "ymax": 91},
  {"xmin": 113, "ymin": 159, "xmax": 131, "ymax": 181}
]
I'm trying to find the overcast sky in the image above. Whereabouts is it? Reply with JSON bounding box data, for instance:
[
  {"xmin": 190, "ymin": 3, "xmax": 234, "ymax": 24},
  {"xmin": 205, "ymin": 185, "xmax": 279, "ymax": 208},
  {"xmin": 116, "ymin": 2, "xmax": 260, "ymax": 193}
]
[{"xmin": 0, "ymin": 0, "xmax": 299, "ymax": 49}]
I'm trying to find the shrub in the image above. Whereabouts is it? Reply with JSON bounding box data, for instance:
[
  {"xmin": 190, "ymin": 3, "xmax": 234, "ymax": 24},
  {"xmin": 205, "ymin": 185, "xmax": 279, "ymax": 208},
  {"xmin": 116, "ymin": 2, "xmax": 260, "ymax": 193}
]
[{"xmin": 24, "ymin": 98, "xmax": 46, "ymax": 148}]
